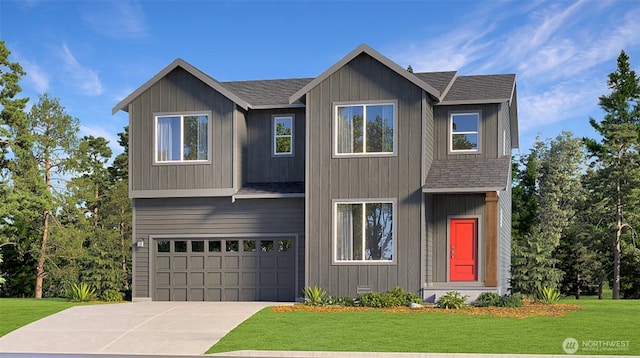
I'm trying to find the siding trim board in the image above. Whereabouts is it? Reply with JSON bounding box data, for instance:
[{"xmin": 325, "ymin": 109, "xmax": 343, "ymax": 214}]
[{"xmin": 131, "ymin": 188, "xmax": 236, "ymax": 198}]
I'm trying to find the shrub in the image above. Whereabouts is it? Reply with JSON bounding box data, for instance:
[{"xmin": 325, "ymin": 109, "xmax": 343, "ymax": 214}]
[
  {"xmin": 474, "ymin": 292, "xmax": 501, "ymax": 307},
  {"xmin": 328, "ymin": 296, "xmax": 355, "ymax": 306},
  {"xmin": 68, "ymin": 283, "xmax": 96, "ymax": 302},
  {"xmin": 302, "ymin": 285, "xmax": 328, "ymax": 306},
  {"xmin": 435, "ymin": 291, "xmax": 467, "ymax": 309},
  {"xmin": 101, "ymin": 289, "xmax": 124, "ymax": 302},
  {"xmin": 536, "ymin": 285, "xmax": 561, "ymax": 304},
  {"xmin": 357, "ymin": 292, "xmax": 385, "ymax": 308},
  {"xmin": 497, "ymin": 293, "xmax": 524, "ymax": 308},
  {"xmin": 357, "ymin": 287, "xmax": 422, "ymax": 308}
]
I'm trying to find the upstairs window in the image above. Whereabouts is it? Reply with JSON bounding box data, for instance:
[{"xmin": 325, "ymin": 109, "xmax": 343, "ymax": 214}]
[
  {"xmin": 155, "ymin": 113, "xmax": 209, "ymax": 163},
  {"xmin": 335, "ymin": 102, "xmax": 395, "ymax": 156},
  {"xmin": 273, "ymin": 115, "xmax": 294, "ymax": 156},
  {"xmin": 450, "ymin": 112, "xmax": 480, "ymax": 152},
  {"xmin": 334, "ymin": 201, "xmax": 395, "ymax": 262}
]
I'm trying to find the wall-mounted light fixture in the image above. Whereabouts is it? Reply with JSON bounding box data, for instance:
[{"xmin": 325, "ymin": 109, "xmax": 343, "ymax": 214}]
[{"xmin": 136, "ymin": 239, "xmax": 144, "ymax": 248}]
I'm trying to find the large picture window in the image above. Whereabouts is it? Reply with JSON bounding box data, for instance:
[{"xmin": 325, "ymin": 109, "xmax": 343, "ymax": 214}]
[
  {"xmin": 335, "ymin": 103, "xmax": 395, "ymax": 155},
  {"xmin": 155, "ymin": 114, "xmax": 209, "ymax": 162},
  {"xmin": 273, "ymin": 115, "xmax": 293, "ymax": 156},
  {"xmin": 450, "ymin": 112, "xmax": 480, "ymax": 152},
  {"xmin": 334, "ymin": 201, "xmax": 394, "ymax": 262}
]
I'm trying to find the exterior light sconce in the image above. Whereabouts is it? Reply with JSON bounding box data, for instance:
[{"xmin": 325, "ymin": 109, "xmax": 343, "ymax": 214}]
[{"xmin": 136, "ymin": 240, "xmax": 144, "ymax": 248}]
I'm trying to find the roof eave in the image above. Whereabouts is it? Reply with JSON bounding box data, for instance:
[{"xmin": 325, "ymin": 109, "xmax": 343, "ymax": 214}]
[
  {"xmin": 289, "ymin": 43, "xmax": 441, "ymax": 104},
  {"xmin": 422, "ymin": 186, "xmax": 505, "ymax": 193},
  {"xmin": 437, "ymin": 98, "xmax": 511, "ymax": 106}
]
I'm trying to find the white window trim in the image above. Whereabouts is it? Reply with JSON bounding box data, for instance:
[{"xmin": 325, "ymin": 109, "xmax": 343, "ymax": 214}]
[
  {"xmin": 332, "ymin": 199, "xmax": 396, "ymax": 265},
  {"xmin": 272, "ymin": 114, "xmax": 294, "ymax": 157},
  {"xmin": 449, "ymin": 111, "xmax": 481, "ymax": 154},
  {"xmin": 153, "ymin": 111, "xmax": 212, "ymax": 164},
  {"xmin": 333, "ymin": 100, "xmax": 398, "ymax": 157}
]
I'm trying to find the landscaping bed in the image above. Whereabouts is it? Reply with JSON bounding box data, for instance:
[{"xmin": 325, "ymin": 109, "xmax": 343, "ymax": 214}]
[{"xmin": 273, "ymin": 301, "xmax": 583, "ymax": 318}]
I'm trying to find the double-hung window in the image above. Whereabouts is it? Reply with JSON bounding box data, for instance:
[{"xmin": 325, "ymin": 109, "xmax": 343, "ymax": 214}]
[
  {"xmin": 155, "ymin": 113, "xmax": 209, "ymax": 163},
  {"xmin": 450, "ymin": 112, "xmax": 480, "ymax": 152},
  {"xmin": 335, "ymin": 102, "xmax": 395, "ymax": 155},
  {"xmin": 273, "ymin": 115, "xmax": 293, "ymax": 156},
  {"xmin": 334, "ymin": 201, "xmax": 395, "ymax": 262}
]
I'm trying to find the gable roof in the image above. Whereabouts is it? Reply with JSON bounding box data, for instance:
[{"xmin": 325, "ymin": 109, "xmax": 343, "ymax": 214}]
[
  {"xmin": 413, "ymin": 71, "xmax": 457, "ymax": 97},
  {"xmin": 423, "ymin": 158, "xmax": 511, "ymax": 193},
  {"xmin": 112, "ymin": 58, "xmax": 251, "ymax": 115},
  {"xmin": 289, "ymin": 44, "xmax": 442, "ymax": 104}
]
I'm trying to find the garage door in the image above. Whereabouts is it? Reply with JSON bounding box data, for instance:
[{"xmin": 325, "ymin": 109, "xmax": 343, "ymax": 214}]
[{"xmin": 154, "ymin": 237, "xmax": 295, "ymax": 301}]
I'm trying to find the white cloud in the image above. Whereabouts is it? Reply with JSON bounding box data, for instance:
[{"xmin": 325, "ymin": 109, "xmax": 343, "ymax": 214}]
[
  {"xmin": 389, "ymin": 1, "xmax": 640, "ymax": 137},
  {"xmin": 81, "ymin": 0, "xmax": 147, "ymax": 39},
  {"xmin": 58, "ymin": 43, "xmax": 104, "ymax": 96},
  {"xmin": 518, "ymin": 79, "xmax": 604, "ymax": 132},
  {"xmin": 15, "ymin": 56, "xmax": 50, "ymax": 94}
]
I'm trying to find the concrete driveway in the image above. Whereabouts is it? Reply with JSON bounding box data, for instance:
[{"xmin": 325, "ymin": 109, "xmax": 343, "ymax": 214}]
[{"xmin": 0, "ymin": 301, "xmax": 288, "ymax": 355}]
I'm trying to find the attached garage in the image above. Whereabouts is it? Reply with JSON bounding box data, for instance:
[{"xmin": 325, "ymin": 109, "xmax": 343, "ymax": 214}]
[{"xmin": 153, "ymin": 237, "xmax": 296, "ymax": 301}]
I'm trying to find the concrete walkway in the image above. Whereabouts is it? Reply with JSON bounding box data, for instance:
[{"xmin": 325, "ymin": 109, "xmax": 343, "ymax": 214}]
[{"xmin": 0, "ymin": 301, "xmax": 287, "ymax": 355}]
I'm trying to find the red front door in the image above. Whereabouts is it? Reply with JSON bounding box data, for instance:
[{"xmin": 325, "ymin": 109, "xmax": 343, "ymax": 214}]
[{"xmin": 449, "ymin": 218, "xmax": 478, "ymax": 281}]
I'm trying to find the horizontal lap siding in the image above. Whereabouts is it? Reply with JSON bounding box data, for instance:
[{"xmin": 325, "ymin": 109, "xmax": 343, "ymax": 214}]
[
  {"xmin": 133, "ymin": 197, "xmax": 305, "ymax": 299},
  {"xmin": 434, "ymin": 104, "xmax": 499, "ymax": 160},
  {"xmin": 129, "ymin": 68, "xmax": 234, "ymax": 192},
  {"xmin": 246, "ymin": 109, "xmax": 305, "ymax": 183},
  {"xmin": 307, "ymin": 54, "xmax": 423, "ymax": 297}
]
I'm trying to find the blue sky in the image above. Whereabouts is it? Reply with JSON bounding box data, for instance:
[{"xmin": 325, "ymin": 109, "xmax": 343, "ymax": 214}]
[{"xmin": 2, "ymin": 0, "xmax": 640, "ymax": 156}]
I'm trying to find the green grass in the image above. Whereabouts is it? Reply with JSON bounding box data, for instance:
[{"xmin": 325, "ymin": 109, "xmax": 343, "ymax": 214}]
[
  {"xmin": 207, "ymin": 298, "xmax": 640, "ymax": 355},
  {"xmin": 0, "ymin": 298, "xmax": 92, "ymax": 337}
]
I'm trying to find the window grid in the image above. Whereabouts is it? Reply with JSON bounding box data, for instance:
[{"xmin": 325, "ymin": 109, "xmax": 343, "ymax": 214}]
[
  {"xmin": 335, "ymin": 102, "xmax": 395, "ymax": 156},
  {"xmin": 273, "ymin": 115, "xmax": 293, "ymax": 156},
  {"xmin": 334, "ymin": 200, "xmax": 395, "ymax": 263},
  {"xmin": 155, "ymin": 113, "xmax": 209, "ymax": 163},
  {"xmin": 450, "ymin": 112, "xmax": 480, "ymax": 153}
]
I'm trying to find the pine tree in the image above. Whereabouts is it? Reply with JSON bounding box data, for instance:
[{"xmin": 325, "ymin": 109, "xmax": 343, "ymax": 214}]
[{"xmin": 584, "ymin": 50, "xmax": 640, "ymax": 299}]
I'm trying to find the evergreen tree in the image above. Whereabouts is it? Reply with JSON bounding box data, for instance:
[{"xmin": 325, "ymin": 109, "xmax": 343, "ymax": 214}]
[
  {"xmin": 584, "ymin": 50, "xmax": 640, "ymax": 299},
  {"xmin": 512, "ymin": 132, "xmax": 584, "ymax": 294},
  {"xmin": 27, "ymin": 94, "xmax": 80, "ymax": 298}
]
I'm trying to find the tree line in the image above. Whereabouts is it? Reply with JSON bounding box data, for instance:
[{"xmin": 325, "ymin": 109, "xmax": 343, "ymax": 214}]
[
  {"xmin": 512, "ymin": 50, "xmax": 640, "ymax": 299},
  {"xmin": 2, "ymin": 40, "xmax": 639, "ymax": 300},
  {"xmin": 0, "ymin": 41, "xmax": 131, "ymax": 299}
]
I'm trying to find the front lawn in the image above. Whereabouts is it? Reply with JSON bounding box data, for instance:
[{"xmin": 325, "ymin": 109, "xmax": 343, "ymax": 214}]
[
  {"xmin": 207, "ymin": 298, "xmax": 639, "ymax": 355},
  {"xmin": 0, "ymin": 298, "xmax": 92, "ymax": 337}
]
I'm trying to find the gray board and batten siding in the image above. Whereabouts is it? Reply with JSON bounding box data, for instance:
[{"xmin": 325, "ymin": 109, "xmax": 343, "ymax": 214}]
[
  {"xmin": 305, "ymin": 53, "xmax": 425, "ymax": 297},
  {"xmin": 133, "ymin": 197, "xmax": 305, "ymax": 300},
  {"xmin": 245, "ymin": 108, "xmax": 305, "ymax": 183},
  {"xmin": 128, "ymin": 67, "xmax": 236, "ymax": 197}
]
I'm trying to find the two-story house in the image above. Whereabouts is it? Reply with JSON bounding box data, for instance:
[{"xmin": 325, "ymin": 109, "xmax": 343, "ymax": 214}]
[{"xmin": 113, "ymin": 44, "xmax": 518, "ymax": 302}]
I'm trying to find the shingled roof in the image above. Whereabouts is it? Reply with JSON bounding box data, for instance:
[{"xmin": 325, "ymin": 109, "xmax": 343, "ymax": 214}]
[
  {"xmin": 423, "ymin": 158, "xmax": 511, "ymax": 193},
  {"xmin": 440, "ymin": 74, "xmax": 516, "ymax": 105},
  {"xmin": 221, "ymin": 78, "xmax": 312, "ymax": 108}
]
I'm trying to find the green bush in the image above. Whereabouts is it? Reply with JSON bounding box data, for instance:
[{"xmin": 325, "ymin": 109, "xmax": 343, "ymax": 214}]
[
  {"xmin": 536, "ymin": 285, "xmax": 561, "ymax": 304},
  {"xmin": 68, "ymin": 283, "xmax": 96, "ymax": 302},
  {"xmin": 357, "ymin": 292, "xmax": 385, "ymax": 307},
  {"xmin": 100, "ymin": 289, "xmax": 124, "ymax": 302},
  {"xmin": 302, "ymin": 285, "xmax": 328, "ymax": 306},
  {"xmin": 497, "ymin": 293, "xmax": 524, "ymax": 308},
  {"xmin": 357, "ymin": 287, "xmax": 422, "ymax": 308},
  {"xmin": 328, "ymin": 296, "xmax": 355, "ymax": 306},
  {"xmin": 474, "ymin": 292, "xmax": 501, "ymax": 307},
  {"xmin": 435, "ymin": 291, "xmax": 467, "ymax": 309}
]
